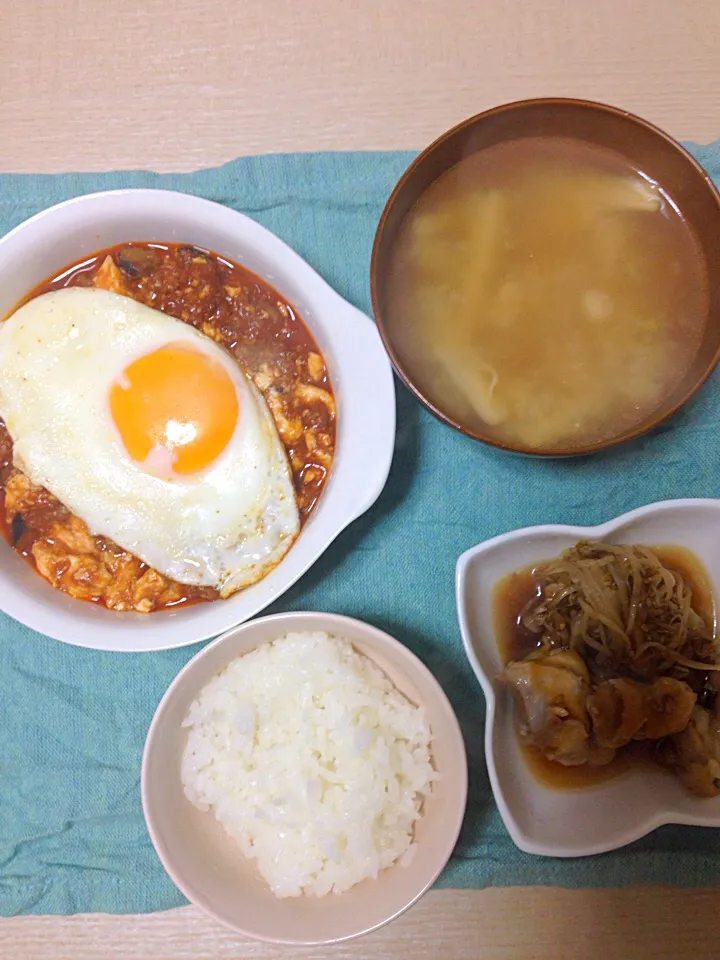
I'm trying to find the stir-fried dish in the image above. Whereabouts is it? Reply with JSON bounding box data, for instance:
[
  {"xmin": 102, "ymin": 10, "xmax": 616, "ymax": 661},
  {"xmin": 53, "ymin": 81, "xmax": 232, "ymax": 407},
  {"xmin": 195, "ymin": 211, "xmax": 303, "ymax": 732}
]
[
  {"xmin": 496, "ymin": 541, "xmax": 720, "ymax": 796},
  {"xmin": 0, "ymin": 243, "xmax": 335, "ymax": 612}
]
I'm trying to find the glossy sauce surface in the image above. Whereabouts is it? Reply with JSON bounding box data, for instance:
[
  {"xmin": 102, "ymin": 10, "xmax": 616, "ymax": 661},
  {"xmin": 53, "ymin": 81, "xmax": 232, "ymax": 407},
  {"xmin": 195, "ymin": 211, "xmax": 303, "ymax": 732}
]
[
  {"xmin": 494, "ymin": 544, "xmax": 715, "ymax": 789},
  {"xmin": 0, "ymin": 243, "xmax": 336, "ymax": 611}
]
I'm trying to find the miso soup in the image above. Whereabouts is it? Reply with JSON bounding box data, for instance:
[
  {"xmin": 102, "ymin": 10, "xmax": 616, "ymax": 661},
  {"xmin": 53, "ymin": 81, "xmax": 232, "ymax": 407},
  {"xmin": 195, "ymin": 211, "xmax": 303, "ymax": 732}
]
[{"xmin": 385, "ymin": 137, "xmax": 709, "ymax": 452}]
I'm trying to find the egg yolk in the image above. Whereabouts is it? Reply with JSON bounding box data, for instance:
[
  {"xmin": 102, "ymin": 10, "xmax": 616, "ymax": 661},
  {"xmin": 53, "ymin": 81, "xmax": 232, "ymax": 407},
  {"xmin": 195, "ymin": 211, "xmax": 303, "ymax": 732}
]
[{"xmin": 109, "ymin": 343, "xmax": 239, "ymax": 475}]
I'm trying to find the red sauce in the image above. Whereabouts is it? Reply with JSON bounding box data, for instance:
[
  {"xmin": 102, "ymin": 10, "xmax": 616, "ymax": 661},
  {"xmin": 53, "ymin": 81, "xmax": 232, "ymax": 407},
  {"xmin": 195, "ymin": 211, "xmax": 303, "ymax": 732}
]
[{"xmin": 0, "ymin": 243, "xmax": 336, "ymax": 612}]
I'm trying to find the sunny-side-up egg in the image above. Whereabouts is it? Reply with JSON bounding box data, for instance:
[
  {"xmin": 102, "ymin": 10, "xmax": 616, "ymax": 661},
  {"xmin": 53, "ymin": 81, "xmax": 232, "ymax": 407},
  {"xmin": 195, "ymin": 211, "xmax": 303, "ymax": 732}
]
[{"xmin": 0, "ymin": 287, "xmax": 300, "ymax": 597}]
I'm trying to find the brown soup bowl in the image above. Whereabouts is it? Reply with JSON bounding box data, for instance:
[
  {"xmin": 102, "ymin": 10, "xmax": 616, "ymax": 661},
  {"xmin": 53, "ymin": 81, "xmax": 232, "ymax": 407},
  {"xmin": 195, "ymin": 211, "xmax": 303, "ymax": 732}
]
[{"xmin": 370, "ymin": 98, "xmax": 720, "ymax": 457}]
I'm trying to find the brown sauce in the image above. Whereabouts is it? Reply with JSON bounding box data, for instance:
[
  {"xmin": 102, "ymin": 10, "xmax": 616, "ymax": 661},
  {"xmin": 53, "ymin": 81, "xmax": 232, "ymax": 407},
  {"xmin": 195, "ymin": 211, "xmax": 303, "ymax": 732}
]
[
  {"xmin": 521, "ymin": 739, "xmax": 656, "ymax": 790},
  {"xmin": 494, "ymin": 544, "xmax": 715, "ymax": 789}
]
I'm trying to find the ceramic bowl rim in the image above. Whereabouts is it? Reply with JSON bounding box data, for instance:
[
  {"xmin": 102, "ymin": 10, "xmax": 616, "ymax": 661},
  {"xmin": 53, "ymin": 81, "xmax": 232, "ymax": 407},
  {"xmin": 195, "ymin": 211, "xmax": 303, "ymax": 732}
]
[
  {"xmin": 370, "ymin": 97, "xmax": 720, "ymax": 458},
  {"xmin": 141, "ymin": 610, "xmax": 469, "ymax": 944}
]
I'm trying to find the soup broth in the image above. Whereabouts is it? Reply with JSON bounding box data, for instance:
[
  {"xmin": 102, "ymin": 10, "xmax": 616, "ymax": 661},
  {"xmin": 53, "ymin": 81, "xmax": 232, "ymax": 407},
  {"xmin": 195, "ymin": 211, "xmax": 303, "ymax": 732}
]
[{"xmin": 386, "ymin": 137, "xmax": 709, "ymax": 451}]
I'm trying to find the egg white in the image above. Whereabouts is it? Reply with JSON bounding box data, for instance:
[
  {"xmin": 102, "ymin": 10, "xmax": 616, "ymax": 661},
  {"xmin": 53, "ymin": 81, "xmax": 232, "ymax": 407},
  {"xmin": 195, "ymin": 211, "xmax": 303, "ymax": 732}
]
[{"xmin": 0, "ymin": 287, "xmax": 300, "ymax": 596}]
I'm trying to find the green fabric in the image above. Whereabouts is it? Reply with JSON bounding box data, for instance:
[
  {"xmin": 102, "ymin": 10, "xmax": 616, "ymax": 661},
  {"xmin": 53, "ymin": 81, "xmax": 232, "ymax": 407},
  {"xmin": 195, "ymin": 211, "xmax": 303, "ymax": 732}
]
[{"xmin": 2, "ymin": 146, "xmax": 720, "ymax": 916}]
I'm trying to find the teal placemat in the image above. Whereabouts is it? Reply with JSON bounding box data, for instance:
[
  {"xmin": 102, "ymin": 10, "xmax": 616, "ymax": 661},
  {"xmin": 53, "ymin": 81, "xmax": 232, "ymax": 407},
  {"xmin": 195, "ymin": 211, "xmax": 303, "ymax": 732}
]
[{"xmin": 2, "ymin": 145, "xmax": 720, "ymax": 915}]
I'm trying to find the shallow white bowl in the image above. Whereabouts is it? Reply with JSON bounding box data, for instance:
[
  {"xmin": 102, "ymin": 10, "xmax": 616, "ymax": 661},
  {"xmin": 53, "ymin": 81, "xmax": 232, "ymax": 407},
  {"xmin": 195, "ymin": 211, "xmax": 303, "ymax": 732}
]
[
  {"xmin": 141, "ymin": 611, "xmax": 468, "ymax": 945},
  {"xmin": 0, "ymin": 189, "xmax": 395, "ymax": 651},
  {"xmin": 456, "ymin": 498, "xmax": 720, "ymax": 858}
]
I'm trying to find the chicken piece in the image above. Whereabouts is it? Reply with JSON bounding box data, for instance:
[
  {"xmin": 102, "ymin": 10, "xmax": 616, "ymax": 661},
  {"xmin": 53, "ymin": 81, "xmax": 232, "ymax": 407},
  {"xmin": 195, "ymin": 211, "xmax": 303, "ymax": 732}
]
[
  {"xmin": 5, "ymin": 475, "xmax": 196, "ymax": 611},
  {"xmin": 199, "ymin": 321, "xmax": 222, "ymax": 343},
  {"xmin": 311, "ymin": 449, "xmax": 332, "ymax": 468},
  {"xmin": 265, "ymin": 389, "xmax": 304, "ymax": 443},
  {"xmin": 638, "ymin": 677, "xmax": 697, "ymax": 740},
  {"xmin": 46, "ymin": 515, "xmax": 97, "ymax": 554},
  {"xmin": 31, "ymin": 516, "xmax": 189, "ymax": 612},
  {"xmin": 34, "ymin": 548, "xmax": 113, "ymax": 599},
  {"xmin": 131, "ymin": 567, "xmax": 183, "ymax": 613},
  {"xmin": 252, "ymin": 363, "xmax": 277, "ymax": 394},
  {"xmin": 33, "ymin": 520, "xmax": 114, "ymax": 601},
  {"xmin": 588, "ymin": 678, "xmax": 647, "ymax": 748},
  {"xmin": 102, "ymin": 551, "xmax": 146, "ymax": 611},
  {"xmin": 3, "ymin": 470, "xmax": 37, "ymax": 515},
  {"xmin": 301, "ymin": 466, "xmax": 322, "ymax": 485},
  {"xmin": 92, "ymin": 255, "xmax": 127, "ymax": 295},
  {"xmin": 501, "ymin": 649, "xmax": 614, "ymax": 767},
  {"xmin": 588, "ymin": 676, "xmax": 696, "ymax": 747},
  {"xmin": 101, "ymin": 545, "xmax": 189, "ymax": 612},
  {"xmin": 3, "ymin": 470, "xmax": 68, "ymax": 529},
  {"xmin": 32, "ymin": 516, "xmax": 129, "ymax": 608},
  {"xmin": 295, "ymin": 383, "xmax": 336, "ymax": 419},
  {"xmin": 658, "ymin": 705, "xmax": 720, "ymax": 798},
  {"xmin": 306, "ymin": 352, "xmax": 325, "ymax": 383}
]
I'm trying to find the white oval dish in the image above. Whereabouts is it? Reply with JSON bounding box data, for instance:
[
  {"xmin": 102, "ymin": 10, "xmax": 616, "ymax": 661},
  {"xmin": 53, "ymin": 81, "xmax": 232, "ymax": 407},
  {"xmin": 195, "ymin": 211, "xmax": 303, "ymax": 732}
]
[
  {"xmin": 0, "ymin": 190, "xmax": 395, "ymax": 652},
  {"xmin": 141, "ymin": 611, "xmax": 468, "ymax": 945},
  {"xmin": 456, "ymin": 498, "xmax": 720, "ymax": 858}
]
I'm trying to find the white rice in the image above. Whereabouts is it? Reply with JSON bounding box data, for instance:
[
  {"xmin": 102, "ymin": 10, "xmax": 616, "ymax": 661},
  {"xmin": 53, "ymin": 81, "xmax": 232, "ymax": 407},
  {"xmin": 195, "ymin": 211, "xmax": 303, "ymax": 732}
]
[{"xmin": 180, "ymin": 630, "xmax": 435, "ymax": 898}]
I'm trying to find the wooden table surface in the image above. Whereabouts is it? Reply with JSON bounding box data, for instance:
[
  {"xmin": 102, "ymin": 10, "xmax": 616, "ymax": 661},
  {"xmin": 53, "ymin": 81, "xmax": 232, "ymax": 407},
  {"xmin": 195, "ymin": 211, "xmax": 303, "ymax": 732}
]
[{"xmin": 2, "ymin": 0, "xmax": 719, "ymax": 957}]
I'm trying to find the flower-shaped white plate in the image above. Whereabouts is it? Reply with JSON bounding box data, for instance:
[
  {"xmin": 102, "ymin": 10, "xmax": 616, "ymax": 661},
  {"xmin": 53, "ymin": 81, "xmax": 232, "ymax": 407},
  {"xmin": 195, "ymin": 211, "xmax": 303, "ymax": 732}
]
[{"xmin": 456, "ymin": 498, "xmax": 720, "ymax": 857}]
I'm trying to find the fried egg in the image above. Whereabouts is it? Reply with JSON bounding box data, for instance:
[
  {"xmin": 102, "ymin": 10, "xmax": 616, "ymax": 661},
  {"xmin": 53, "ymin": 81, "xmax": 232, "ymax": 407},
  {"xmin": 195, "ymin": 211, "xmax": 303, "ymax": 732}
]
[{"xmin": 0, "ymin": 287, "xmax": 300, "ymax": 597}]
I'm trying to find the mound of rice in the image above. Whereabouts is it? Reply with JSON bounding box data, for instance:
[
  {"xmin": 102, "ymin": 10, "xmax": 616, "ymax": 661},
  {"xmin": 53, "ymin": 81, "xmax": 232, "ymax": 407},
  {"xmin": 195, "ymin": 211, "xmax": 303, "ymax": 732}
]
[{"xmin": 180, "ymin": 630, "xmax": 435, "ymax": 898}]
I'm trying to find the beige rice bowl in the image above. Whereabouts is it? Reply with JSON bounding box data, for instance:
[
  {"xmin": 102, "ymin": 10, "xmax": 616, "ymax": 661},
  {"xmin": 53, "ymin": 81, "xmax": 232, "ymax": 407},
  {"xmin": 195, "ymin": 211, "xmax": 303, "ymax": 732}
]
[{"xmin": 180, "ymin": 630, "xmax": 436, "ymax": 898}]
